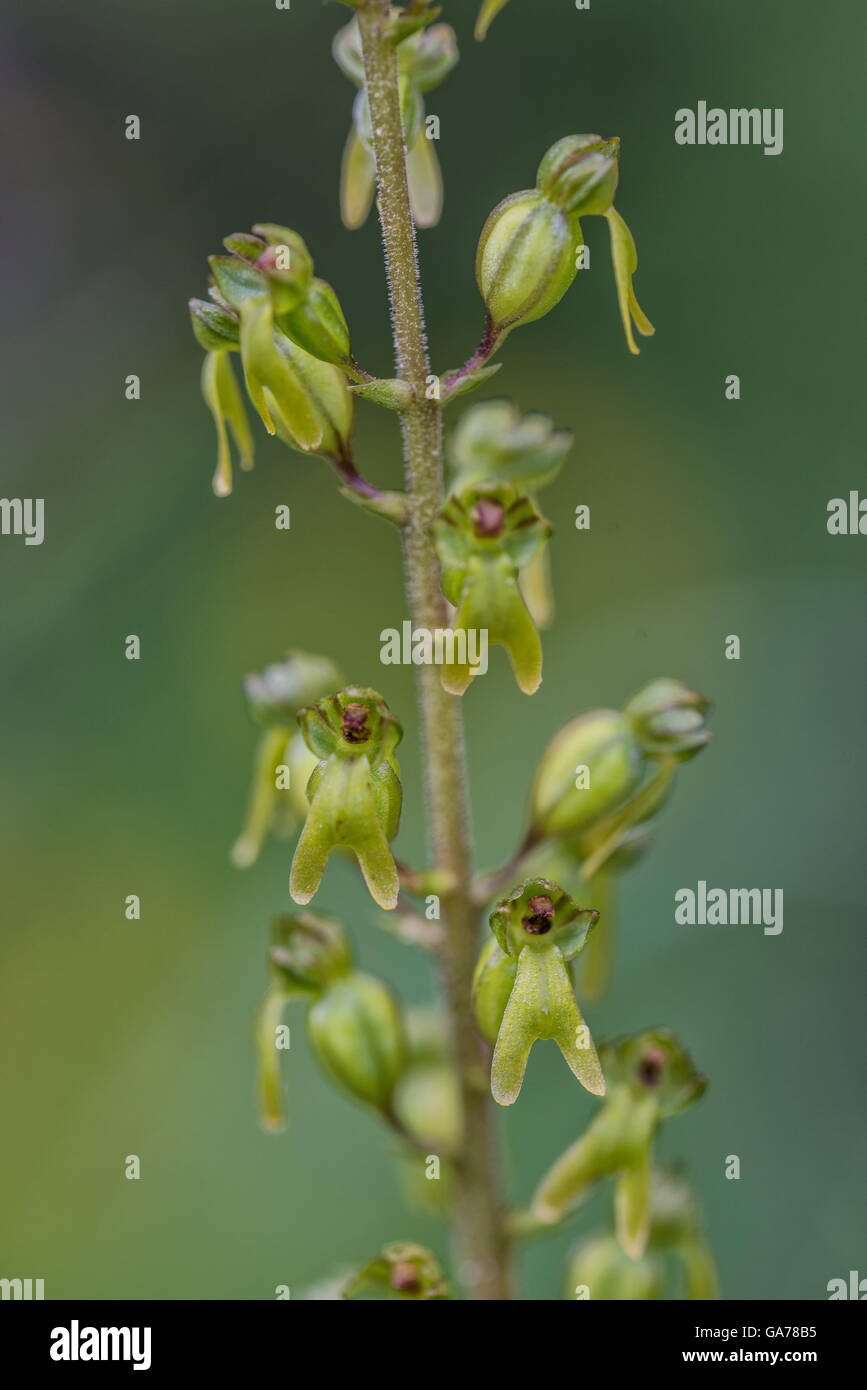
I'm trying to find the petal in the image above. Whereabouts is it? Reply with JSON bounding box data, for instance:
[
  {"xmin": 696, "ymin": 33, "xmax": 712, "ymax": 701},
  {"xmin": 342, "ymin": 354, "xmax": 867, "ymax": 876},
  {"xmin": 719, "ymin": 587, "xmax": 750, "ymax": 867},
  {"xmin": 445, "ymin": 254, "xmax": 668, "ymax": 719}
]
[
  {"xmin": 606, "ymin": 207, "xmax": 655, "ymax": 355},
  {"xmin": 407, "ymin": 126, "xmax": 443, "ymax": 229},
  {"xmin": 340, "ymin": 126, "xmax": 377, "ymax": 231},
  {"xmin": 615, "ymin": 1146, "xmax": 653, "ymax": 1258}
]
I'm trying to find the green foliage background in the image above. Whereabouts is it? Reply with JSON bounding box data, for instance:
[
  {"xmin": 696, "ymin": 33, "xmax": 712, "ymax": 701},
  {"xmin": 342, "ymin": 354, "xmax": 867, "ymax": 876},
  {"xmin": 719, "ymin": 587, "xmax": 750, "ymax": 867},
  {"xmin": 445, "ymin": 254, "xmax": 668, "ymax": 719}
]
[{"xmin": 1, "ymin": 0, "xmax": 864, "ymax": 1299}]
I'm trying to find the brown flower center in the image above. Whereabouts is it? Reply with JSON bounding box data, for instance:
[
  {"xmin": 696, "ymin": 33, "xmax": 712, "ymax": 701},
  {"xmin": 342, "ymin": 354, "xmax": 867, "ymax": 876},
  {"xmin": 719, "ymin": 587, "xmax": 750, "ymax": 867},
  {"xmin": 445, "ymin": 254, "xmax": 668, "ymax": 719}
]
[
  {"xmin": 522, "ymin": 894, "xmax": 555, "ymax": 934},
  {"xmin": 471, "ymin": 497, "xmax": 506, "ymax": 538},
  {"xmin": 341, "ymin": 702, "xmax": 371, "ymax": 744},
  {"xmin": 637, "ymin": 1047, "xmax": 666, "ymax": 1087}
]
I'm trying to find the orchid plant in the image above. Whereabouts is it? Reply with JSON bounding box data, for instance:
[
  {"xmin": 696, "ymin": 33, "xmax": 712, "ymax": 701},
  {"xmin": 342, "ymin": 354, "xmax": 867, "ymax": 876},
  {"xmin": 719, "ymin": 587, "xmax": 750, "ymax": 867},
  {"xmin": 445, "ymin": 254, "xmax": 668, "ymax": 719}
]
[{"xmin": 186, "ymin": 0, "xmax": 717, "ymax": 1301}]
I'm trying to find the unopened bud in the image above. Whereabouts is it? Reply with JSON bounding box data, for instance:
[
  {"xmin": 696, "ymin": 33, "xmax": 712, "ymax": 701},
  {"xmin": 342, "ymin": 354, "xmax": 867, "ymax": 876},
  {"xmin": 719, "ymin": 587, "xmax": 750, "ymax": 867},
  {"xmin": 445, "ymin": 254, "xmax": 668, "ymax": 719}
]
[
  {"xmin": 307, "ymin": 971, "xmax": 405, "ymax": 1109},
  {"xmin": 268, "ymin": 911, "xmax": 351, "ymax": 996},
  {"xmin": 476, "ymin": 189, "xmax": 578, "ymax": 343},
  {"xmin": 536, "ymin": 135, "xmax": 620, "ymax": 218},
  {"xmin": 624, "ymin": 679, "xmax": 711, "ymax": 761},
  {"xmin": 528, "ymin": 710, "xmax": 645, "ymax": 842},
  {"xmin": 565, "ymin": 1234, "xmax": 664, "ymax": 1301}
]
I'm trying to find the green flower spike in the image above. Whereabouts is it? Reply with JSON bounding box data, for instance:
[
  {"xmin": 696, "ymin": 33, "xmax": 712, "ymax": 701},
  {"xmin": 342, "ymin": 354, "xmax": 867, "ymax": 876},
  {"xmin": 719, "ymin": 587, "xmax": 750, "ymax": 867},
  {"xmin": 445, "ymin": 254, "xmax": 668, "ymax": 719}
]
[
  {"xmin": 343, "ymin": 1242, "xmax": 451, "ymax": 1301},
  {"xmin": 484, "ymin": 880, "xmax": 604, "ymax": 1106},
  {"xmin": 434, "ymin": 483, "xmax": 551, "ymax": 694},
  {"xmin": 448, "ymin": 400, "xmax": 572, "ymax": 628},
  {"xmin": 290, "ymin": 688, "xmax": 403, "ymax": 910},
  {"xmin": 532, "ymin": 1028, "xmax": 707, "ymax": 1257},
  {"xmin": 231, "ymin": 652, "xmax": 344, "ymax": 869},
  {"xmin": 475, "ymin": 134, "xmax": 653, "ymax": 357},
  {"xmin": 334, "ymin": 17, "xmax": 458, "ymax": 230},
  {"xmin": 254, "ymin": 912, "xmax": 351, "ymax": 1133}
]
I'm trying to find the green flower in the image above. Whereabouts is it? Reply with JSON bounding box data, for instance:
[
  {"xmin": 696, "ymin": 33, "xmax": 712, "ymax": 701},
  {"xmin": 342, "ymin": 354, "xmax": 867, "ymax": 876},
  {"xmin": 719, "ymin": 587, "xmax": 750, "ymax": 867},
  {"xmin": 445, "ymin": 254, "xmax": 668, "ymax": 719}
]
[
  {"xmin": 343, "ymin": 1243, "xmax": 450, "ymax": 1301},
  {"xmin": 231, "ymin": 652, "xmax": 344, "ymax": 869},
  {"xmin": 448, "ymin": 400, "xmax": 571, "ymax": 629},
  {"xmin": 435, "ymin": 483, "xmax": 551, "ymax": 694},
  {"xmin": 290, "ymin": 688, "xmax": 403, "ymax": 910},
  {"xmin": 449, "ymin": 400, "xmax": 572, "ymax": 494},
  {"xmin": 532, "ymin": 1029, "xmax": 707, "ymax": 1256},
  {"xmin": 482, "ymin": 880, "xmax": 604, "ymax": 1105},
  {"xmin": 190, "ymin": 230, "xmax": 359, "ymax": 493},
  {"xmin": 254, "ymin": 912, "xmax": 352, "ymax": 1133},
  {"xmin": 334, "ymin": 17, "xmax": 458, "ymax": 231}
]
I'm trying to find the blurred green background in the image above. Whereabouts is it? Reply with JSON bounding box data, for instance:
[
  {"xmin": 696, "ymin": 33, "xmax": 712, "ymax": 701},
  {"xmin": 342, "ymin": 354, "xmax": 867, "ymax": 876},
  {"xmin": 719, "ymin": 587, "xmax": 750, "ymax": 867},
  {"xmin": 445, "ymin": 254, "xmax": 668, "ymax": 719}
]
[{"xmin": 1, "ymin": 0, "xmax": 865, "ymax": 1300}]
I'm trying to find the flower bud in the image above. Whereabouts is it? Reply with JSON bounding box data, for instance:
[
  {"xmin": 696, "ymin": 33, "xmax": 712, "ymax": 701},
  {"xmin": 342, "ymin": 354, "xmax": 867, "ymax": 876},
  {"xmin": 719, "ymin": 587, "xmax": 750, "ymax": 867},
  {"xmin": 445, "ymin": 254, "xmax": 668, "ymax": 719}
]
[
  {"xmin": 624, "ymin": 678, "xmax": 711, "ymax": 761},
  {"xmin": 393, "ymin": 1063, "xmax": 462, "ymax": 1153},
  {"xmin": 251, "ymin": 224, "xmax": 314, "ymax": 316},
  {"xmin": 199, "ymin": 350, "xmax": 254, "ymax": 497},
  {"xmin": 647, "ymin": 1168, "xmax": 702, "ymax": 1249},
  {"xmin": 476, "ymin": 189, "xmax": 578, "ymax": 343},
  {"xmin": 435, "ymin": 483, "xmax": 551, "ymax": 694},
  {"xmin": 243, "ymin": 651, "xmax": 345, "ymax": 729},
  {"xmin": 189, "ymin": 298, "xmax": 240, "ymax": 353},
  {"xmin": 537, "ymin": 135, "xmax": 620, "ymax": 218},
  {"xmin": 335, "ymin": 17, "xmax": 451, "ymax": 231},
  {"xmin": 565, "ymin": 1234, "xmax": 664, "ymax": 1301},
  {"xmin": 528, "ymin": 710, "xmax": 645, "ymax": 842},
  {"xmin": 473, "ymin": 135, "xmax": 653, "ymax": 353},
  {"xmin": 404, "ymin": 24, "xmax": 459, "ymax": 92},
  {"xmin": 238, "ymin": 295, "xmax": 322, "ymax": 450},
  {"xmin": 485, "ymin": 881, "xmax": 604, "ymax": 1105},
  {"xmin": 307, "ymin": 971, "xmax": 406, "ymax": 1109},
  {"xmin": 404, "ymin": 1005, "xmax": 450, "ymax": 1065},
  {"xmin": 290, "ymin": 688, "xmax": 403, "ymax": 910},
  {"xmin": 343, "ymin": 1242, "xmax": 450, "ymax": 1301},
  {"xmin": 270, "ymin": 276, "xmax": 352, "ymax": 370},
  {"xmin": 449, "ymin": 401, "xmax": 572, "ymax": 494},
  {"xmin": 268, "ymin": 911, "xmax": 351, "ymax": 997}
]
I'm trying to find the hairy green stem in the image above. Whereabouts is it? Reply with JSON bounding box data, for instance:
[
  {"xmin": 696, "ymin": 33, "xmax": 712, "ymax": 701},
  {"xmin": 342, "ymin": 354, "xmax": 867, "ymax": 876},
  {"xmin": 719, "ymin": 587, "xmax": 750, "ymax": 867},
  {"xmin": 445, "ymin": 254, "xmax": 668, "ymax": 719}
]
[{"xmin": 356, "ymin": 0, "xmax": 512, "ymax": 1300}]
